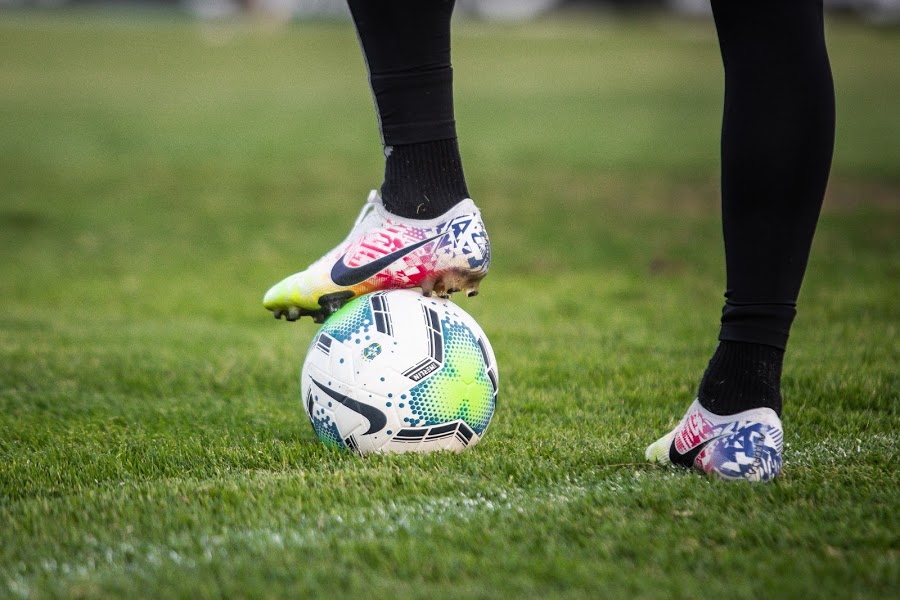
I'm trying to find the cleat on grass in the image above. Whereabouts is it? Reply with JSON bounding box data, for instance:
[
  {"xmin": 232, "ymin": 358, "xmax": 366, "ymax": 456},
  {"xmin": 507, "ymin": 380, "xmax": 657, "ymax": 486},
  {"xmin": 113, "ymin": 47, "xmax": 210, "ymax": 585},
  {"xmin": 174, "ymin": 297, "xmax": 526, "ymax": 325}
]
[{"xmin": 646, "ymin": 399, "xmax": 783, "ymax": 482}]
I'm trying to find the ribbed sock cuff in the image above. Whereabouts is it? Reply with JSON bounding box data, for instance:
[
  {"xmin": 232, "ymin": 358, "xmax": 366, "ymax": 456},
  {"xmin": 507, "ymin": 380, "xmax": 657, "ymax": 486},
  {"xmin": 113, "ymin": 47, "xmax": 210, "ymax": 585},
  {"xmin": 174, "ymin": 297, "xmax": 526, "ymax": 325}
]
[
  {"xmin": 698, "ymin": 340, "xmax": 784, "ymax": 417},
  {"xmin": 380, "ymin": 138, "xmax": 469, "ymax": 220}
]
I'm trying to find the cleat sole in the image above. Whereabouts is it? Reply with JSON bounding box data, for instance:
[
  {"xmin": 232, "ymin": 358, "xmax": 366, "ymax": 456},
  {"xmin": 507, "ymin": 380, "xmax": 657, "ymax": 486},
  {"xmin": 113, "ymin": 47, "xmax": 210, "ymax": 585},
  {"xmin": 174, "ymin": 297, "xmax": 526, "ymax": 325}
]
[
  {"xmin": 319, "ymin": 291, "xmax": 354, "ymax": 315},
  {"xmin": 422, "ymin": 270, "xmax": 486, "ymax": 300},
  {"xmin": 269, "ymin": 290, "xmax": 357, "ymax": 324},
  {"xmin": 269, "ymin": 273, "xmax": 484, "ymax": 323}
]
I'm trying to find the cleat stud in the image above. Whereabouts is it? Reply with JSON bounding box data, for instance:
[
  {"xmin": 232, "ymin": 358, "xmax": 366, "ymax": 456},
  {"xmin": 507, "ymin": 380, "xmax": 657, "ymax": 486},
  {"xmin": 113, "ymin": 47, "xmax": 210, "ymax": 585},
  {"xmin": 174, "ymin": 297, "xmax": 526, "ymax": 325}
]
[
  {"xmin": 318, "ymin": 291, "xmax": 354, "ymax": 316},
  {"xmin": 287, "ymin": 307, "xmax": 301, "ymax": 321},
  {"xmin": 465, "ymin": 279, "xmax": 483, "ymax": 298},
  {"xmin": 421, "ymin": 279, "xmax": 435, "ymax": 297},
  {"xmin": 313, "ymin": 313, "xmax": 326, "ymax": 324},
  {"xmin": 274, "ymin": 310, "xmax": 283, "ymax": 320}
]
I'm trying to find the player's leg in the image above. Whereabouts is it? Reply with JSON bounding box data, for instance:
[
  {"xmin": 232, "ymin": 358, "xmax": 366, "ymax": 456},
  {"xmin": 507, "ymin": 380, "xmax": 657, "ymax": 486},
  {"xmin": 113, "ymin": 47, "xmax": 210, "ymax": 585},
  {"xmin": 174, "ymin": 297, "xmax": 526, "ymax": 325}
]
[
  {"xmin": 350, "ymin": 0, "xmax": 469, "ymax": 219},
  {"xmin": 646, "ymin": 0, "xmax": 835, "ymax": 481},
  {"xmin": 263, "ymin": 0, "xmax": 490, "ymax": 322}
]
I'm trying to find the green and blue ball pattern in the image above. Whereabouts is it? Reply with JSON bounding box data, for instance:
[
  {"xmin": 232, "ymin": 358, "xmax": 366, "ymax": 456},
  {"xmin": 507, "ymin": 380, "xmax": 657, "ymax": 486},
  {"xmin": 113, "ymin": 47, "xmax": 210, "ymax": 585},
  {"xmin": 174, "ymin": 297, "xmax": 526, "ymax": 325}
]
[
  {"xmin": 408, "ymin": 317, "xmax": 495, "ymax": 434},
  {"xmin": 308, "ymin": 406, "xmax": 346, "ymax": 450},
  {"xmin": 323, "ymin": 296, "xmax": 374, "ymax": 344}
]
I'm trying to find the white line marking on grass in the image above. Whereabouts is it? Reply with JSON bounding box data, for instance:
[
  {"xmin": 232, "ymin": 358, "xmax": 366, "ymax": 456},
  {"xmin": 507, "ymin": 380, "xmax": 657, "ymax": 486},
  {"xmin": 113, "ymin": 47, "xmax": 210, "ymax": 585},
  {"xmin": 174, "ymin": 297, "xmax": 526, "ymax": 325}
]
[
  {"xmin": 8, "ymin": 435, "xmax": 892, "ymax": 597},
  {"xmin": 4, "ymin": 475, "xmax": 649, "ymax": 595},
  {"xmin": 785, "ymin": 434, "xmax": 898, "ymax": 468}
]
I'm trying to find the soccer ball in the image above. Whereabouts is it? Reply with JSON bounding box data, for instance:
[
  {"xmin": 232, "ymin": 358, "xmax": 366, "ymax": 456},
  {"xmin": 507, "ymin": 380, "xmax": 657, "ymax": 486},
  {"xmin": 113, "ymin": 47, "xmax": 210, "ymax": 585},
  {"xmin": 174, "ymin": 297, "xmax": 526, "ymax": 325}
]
[{"xmin": 301, "ymin": 289, "xmax": 498, "ymax": 454}]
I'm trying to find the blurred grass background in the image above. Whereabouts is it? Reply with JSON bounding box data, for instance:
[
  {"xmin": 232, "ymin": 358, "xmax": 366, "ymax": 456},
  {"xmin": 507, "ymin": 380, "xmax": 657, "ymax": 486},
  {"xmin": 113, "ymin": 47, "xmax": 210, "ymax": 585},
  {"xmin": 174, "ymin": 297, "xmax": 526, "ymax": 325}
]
[{"xmin": 0, "ymin": 9, "xmax": 898, "ymax": 599}]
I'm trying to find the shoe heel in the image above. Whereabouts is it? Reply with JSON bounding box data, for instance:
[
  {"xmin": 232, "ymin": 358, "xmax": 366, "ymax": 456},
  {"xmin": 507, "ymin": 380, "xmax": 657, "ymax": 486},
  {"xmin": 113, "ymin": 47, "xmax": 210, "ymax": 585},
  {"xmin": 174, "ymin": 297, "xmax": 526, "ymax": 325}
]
[{"xmin": 696, "ymin": 425, "xmax": 783, "ymax": 482}]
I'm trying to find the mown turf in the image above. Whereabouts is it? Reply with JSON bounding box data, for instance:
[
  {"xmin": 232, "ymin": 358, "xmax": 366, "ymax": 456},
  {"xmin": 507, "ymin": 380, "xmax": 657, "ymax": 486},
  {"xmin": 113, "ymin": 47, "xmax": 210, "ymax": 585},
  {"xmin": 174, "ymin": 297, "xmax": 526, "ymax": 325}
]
[{"xmin": 1, "ymin": 10, "xmax": 898, "ymax": 599}]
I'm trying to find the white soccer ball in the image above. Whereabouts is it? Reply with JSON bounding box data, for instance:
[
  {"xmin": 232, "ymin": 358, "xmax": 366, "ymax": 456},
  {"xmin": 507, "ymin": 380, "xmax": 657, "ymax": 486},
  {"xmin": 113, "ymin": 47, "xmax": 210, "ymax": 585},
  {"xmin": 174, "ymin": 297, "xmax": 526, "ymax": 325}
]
[{"xmin": 301, "ymin": 289, "xmax": 498, "ymax": 454}]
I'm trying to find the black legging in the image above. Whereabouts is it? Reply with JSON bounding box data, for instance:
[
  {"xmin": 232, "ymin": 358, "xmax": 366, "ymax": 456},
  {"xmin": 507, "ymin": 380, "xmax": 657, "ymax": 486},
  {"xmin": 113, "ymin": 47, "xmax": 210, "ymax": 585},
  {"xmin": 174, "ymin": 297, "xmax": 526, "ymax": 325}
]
[
  {"xmin": 347, "ymin": 0, "xmax": 836, "ymax": 350},
  {"xmin": 347, "ymin": 0, "xmax": 457, "ymax": 146},
  {"xmin": 713, "ymin": 0, "xmax": 835, "ymax": 349}
]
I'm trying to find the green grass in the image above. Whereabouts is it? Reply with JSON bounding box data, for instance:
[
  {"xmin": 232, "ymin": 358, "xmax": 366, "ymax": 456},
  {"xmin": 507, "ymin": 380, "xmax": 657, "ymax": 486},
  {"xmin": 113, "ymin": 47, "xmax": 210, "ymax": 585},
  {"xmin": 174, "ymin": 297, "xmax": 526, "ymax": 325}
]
[{"xmin": 1, "ymin": 10, "xmax": 898, "ymax": 599}]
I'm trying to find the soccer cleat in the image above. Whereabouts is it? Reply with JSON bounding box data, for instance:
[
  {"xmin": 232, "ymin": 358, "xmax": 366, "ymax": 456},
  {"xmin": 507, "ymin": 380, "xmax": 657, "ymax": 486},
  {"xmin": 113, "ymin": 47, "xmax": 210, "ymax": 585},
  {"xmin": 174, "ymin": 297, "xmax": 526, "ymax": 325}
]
[
  {"xmin": 645, "ymin": 399, "xmax": 783, "ymax": 482},
  {"xmin": 263, "ymin": 190, "xmax": 491, "ymax": 323}
]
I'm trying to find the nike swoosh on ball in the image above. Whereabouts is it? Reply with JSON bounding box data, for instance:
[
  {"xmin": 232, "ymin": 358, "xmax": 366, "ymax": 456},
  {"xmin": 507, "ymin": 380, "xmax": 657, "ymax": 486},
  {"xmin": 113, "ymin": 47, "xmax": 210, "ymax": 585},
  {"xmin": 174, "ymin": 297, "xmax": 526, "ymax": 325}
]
[{"xmin": 311, "ymin": 378, "xmax": 387, "ymax": 435}]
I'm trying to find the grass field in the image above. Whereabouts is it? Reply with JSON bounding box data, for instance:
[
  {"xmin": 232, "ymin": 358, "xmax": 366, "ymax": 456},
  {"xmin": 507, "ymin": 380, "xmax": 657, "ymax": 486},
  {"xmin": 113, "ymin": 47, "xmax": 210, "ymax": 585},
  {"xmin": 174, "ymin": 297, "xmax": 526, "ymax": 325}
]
[{"xmin": 1, "ymin": 9, "xmax": 898, "ymax": 599}]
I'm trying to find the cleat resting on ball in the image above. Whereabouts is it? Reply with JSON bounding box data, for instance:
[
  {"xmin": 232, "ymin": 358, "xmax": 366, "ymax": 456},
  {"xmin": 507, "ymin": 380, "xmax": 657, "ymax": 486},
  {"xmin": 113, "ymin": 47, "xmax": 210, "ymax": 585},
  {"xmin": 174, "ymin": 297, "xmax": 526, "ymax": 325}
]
[{"xmin": 263, "ymin": 190, "xmax": 490, "ymax": 322}]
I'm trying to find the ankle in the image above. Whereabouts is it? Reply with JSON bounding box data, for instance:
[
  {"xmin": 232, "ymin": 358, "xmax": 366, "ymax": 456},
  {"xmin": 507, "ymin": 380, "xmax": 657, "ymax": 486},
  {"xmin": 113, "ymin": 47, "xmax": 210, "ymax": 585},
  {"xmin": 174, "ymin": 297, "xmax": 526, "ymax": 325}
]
[
  {"xmin": 380, "ymin": 138, "xmax": 469, "ymax": 219},
  {"xmin": 697, "ymin": 341, "xmax": 784, "ymax": 417}
]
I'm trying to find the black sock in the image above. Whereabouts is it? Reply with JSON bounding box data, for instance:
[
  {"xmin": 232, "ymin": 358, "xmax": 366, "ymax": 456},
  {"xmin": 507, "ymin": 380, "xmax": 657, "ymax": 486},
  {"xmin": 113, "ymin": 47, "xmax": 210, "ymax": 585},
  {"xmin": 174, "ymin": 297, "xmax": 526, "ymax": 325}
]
[
  {"xmin": 348, "ymin": 0, "xmax": 469, "ymax": 220},
  {"xmin": 380, "ymin": 139, "xmax": 469, "ymax": 219},
  {"xmin": 698, "ymin": 341, "xmax": 784, "ymax": 417}
]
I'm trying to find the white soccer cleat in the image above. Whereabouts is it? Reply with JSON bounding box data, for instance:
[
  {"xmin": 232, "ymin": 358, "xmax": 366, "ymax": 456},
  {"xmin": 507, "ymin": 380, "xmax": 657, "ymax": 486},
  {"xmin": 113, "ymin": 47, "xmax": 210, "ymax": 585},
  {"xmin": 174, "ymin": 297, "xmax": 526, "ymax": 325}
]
[
  {"xmin": 646, "ymin": 399, "xmax": 784, "ymax": 482},
  {"xmin": 263, "ymin": 190, "xmax": 491, "ymax": 323}
]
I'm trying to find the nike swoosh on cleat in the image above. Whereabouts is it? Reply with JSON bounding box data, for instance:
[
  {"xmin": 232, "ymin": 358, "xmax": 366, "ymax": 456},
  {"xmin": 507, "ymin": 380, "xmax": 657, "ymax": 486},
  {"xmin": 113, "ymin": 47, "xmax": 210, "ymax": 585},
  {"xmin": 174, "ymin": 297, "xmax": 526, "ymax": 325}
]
[
  {"xmin": 330, "ymin": 231, "xmax": 448, "ymax": 286},
  {"xmin": 311, "ymin": 378, "xmax": 387, "ymax": 436},
  {"xmin": 669, "ymin": 434, "xmax": 729, "ymax": 469}
]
